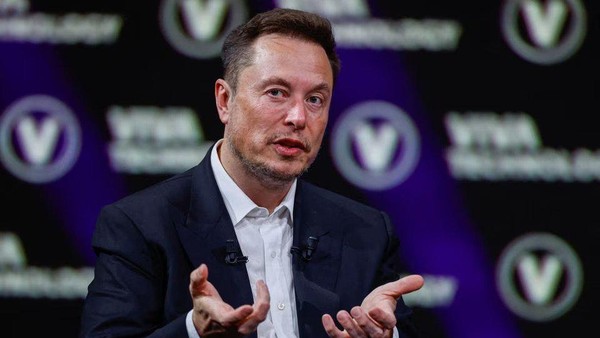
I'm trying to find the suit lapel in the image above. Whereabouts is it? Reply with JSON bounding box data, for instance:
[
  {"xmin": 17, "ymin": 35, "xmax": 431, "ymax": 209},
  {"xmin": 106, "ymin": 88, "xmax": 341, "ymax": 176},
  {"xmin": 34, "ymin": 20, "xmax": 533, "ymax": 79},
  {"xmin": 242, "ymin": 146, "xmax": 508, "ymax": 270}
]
[{"xmin": 175, "ymin": 152, "xmax": 254, "ymax": 310}]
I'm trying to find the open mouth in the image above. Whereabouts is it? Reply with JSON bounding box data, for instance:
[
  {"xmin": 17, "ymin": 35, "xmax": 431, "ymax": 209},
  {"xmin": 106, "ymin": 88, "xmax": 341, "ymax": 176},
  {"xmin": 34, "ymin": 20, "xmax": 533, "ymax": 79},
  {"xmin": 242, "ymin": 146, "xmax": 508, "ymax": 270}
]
[
  {"xmin": 273, "ymin": 137, "xmax": 308, "ymax": 156},
  {"xmin": 275, "ymin": 138, "xmax": 306, "ymax": 150}
]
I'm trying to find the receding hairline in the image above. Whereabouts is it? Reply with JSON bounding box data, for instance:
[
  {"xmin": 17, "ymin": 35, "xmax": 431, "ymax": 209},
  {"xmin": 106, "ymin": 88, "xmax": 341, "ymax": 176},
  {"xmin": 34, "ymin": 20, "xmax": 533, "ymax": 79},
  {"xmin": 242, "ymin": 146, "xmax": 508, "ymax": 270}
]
[{"xmin": 228, "ymin": 33, "xmax": 335, "ymax": 93}]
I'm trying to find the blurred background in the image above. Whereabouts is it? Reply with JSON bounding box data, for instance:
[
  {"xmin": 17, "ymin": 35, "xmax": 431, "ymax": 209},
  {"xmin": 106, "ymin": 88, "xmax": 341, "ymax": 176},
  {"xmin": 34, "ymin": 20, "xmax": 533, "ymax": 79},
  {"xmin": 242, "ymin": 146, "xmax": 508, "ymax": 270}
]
[{"xmin": 0, "ymin": 0, "xmax": 597, "ymax": 337}]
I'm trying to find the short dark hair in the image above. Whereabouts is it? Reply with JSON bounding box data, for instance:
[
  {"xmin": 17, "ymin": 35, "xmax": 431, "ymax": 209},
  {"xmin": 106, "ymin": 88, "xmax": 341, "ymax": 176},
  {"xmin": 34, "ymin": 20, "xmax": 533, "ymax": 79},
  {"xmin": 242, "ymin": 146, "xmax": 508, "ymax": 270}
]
[{"xmin": 221, "ymin": 8, "xmax": 340, "ymax": 92}]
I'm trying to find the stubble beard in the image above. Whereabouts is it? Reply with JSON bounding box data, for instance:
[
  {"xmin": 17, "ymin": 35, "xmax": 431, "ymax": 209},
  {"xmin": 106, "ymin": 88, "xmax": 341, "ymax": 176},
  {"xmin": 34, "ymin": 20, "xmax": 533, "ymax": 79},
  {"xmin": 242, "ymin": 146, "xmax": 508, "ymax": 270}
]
[{"xmin": 226, "ymin": 136, "xmax": 313, "ymax": 189}]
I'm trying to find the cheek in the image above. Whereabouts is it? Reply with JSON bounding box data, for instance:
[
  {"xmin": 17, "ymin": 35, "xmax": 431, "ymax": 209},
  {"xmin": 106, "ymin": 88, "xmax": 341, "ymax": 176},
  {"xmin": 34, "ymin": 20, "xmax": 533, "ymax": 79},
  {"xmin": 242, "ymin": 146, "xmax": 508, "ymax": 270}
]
[
  {"xmin": 237, "ymin": 101, "xmax": 276, "ymax": 130},
  {"xmin": 231, "ymin": 117, "xmax": 269, "ymax": 145},
  {"xmin": 310, "ymin": 117, "xmax": 328, "ymax": 140}
]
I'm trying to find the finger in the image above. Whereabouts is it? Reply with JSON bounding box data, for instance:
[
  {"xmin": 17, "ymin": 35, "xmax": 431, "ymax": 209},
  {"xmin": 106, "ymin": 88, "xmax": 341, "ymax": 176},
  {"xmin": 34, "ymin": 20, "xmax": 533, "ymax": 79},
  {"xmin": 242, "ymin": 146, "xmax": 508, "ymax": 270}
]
[
  {"xmin": 189, "ymin": 264, "xmax": 208, "ymax": 297},
  {"xmin": 253, "ymin": 280, "xmax": 270, "ymax": 320},
  {"xmin": 190, "ymin": 264, "xmax": 222, "ymax": 300},
  {"xmin": 322, "ymin": 314, "xmax": 346, "ymax": 337},
  {"xmin": 351, "ymin": 306, "xmax": 385, "ymax": 337},
  {"xmin": 219, "ymin": 304, "xmax": 254, "ymax": 326},
  {"xmin": 366, "ymin": 306, "xmax": 397, "ymax": 330},
  {"xmin": 383, "ymin": 274, "xmax": 424, "ymax": 298},
  {"xmin": 237, "ymin": 280, "xmax": 271, "ymax": 334},
  {"xmin": 195, "ymin": 304, "xmax": 253, "ymax": 336},
  {"xmin": 337, "ymin": 310, "xmax": 365, "ymax": 338}
]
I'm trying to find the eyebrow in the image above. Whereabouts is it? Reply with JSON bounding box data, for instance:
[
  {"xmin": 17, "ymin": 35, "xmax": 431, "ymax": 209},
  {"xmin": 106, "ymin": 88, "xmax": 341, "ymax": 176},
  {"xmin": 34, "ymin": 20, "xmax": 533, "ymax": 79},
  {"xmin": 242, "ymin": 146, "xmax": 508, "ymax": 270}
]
[
  {"xmin": 257, "ymin": 76, "xmax": 290, "ymax": 89},
  {"xmin": 257, "ymin": 76, "xmax": 331, "ymax": 94},
  {"xmin": 311, "ymin": 82, "xmax": 332, "ymax": 94}
]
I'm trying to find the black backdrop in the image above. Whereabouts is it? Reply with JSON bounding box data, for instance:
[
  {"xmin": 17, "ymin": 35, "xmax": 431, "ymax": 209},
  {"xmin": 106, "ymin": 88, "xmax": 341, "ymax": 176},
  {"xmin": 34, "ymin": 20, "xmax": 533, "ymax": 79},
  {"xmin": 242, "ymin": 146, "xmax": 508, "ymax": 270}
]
[{"xmin": 1, "ymin": 1, "xmax": 598, "ymax": 337}]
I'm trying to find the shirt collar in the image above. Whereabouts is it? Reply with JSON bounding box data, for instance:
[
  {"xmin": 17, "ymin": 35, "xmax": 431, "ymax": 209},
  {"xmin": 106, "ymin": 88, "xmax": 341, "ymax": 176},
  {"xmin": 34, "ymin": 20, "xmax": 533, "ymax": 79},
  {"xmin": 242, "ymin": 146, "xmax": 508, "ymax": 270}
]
[{"xmin": 210, "ymin": 139, "xmax": 296, "ymax": 226}]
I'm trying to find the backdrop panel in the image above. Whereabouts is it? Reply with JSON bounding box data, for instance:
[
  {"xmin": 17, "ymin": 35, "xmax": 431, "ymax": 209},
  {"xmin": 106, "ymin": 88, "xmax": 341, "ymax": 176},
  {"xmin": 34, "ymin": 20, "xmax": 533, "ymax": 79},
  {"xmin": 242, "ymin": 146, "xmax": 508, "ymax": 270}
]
[{"xmin": 1, "ymin": 1, "xmax": 597, "ymax": 337}]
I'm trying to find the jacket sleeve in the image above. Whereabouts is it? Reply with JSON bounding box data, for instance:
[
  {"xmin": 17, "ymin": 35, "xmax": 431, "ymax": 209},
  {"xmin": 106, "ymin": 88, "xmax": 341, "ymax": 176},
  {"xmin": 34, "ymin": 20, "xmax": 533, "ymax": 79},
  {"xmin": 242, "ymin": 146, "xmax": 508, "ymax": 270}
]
[{"xmin": 79, "ymin": 204, "xmax": 189, "ymax": 338}]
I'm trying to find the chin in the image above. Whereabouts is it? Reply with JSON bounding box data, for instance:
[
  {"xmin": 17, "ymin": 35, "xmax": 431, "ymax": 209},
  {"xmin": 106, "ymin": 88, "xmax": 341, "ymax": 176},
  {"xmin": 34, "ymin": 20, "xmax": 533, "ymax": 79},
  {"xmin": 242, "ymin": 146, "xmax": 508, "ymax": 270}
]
[{"xmin": 266, "ymin": 161, "xmax": 304, "ymax": 178}]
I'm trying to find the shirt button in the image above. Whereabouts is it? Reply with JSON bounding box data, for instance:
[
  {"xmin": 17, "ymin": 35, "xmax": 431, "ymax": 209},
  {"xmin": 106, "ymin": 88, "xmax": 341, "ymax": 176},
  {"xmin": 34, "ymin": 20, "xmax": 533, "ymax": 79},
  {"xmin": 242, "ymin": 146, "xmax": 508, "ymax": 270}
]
[
  {"xmin": 271, "ymin": 251, "xmax": 277, "ymax": 258},
  {"xmin": 277, "ymin": 303, "xmax": 285, "ymax": 310}
]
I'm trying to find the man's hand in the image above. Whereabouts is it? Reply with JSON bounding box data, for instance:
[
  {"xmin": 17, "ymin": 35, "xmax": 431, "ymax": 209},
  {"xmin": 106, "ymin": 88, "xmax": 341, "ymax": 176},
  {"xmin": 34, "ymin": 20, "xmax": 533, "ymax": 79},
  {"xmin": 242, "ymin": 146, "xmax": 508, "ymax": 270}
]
[
  {"xmin": 189, "ymin": 264, "xmax": 270, "ymax": 337},
  {"xmin": 322, "ymin": 274, "xmax": 424, "ymax": 338}
]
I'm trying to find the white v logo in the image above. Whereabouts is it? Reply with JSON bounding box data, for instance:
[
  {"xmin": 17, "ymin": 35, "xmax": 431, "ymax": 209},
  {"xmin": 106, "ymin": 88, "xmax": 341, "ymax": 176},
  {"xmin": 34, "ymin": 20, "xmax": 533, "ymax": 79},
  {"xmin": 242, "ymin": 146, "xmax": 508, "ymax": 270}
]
[
  {"xmin": 517, "ymin": 253, "xmax": 563, "ymax": 304},
  {"xmin": 180, "ymin": 0, "xmax": 229, "ymax": 40},
  {"xmin": 16, "ymin": 116, "xmax": 60, "ymax": 165},
  {"xmin": 353, "ymin": 122, "xmax": 399, "ymax": 172},
  {"xmin": 521, "ymin": 0, "xmax": 568, "ymax": 47}
]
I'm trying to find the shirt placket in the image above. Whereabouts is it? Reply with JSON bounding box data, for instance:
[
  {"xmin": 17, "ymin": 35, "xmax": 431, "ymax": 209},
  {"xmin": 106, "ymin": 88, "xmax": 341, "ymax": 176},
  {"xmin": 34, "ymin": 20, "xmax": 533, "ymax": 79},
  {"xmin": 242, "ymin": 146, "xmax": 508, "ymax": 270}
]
[{"xmin": 259, "ymin": 211, "xmax": 295, "ymax": 338}]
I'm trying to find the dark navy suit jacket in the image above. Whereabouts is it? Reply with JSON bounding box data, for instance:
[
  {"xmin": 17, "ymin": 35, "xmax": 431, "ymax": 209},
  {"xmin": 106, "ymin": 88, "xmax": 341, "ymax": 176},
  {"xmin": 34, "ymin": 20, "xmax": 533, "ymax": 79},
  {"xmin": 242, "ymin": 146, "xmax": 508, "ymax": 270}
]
[{"xmin": 80, "ymin": 151, "xmax": 418, "ymax": 338}]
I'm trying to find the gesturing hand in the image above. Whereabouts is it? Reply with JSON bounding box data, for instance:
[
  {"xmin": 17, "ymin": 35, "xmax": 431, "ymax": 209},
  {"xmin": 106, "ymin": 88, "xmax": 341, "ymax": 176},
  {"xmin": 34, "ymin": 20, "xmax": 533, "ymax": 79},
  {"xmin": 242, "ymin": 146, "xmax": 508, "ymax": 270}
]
[
  {"xmin": 189, "ymin": 264, "xmax": 270, "ymax": 337},
  {"xmin": 322, "ymin": 274, "xmax": 424, "ymax": 338}
]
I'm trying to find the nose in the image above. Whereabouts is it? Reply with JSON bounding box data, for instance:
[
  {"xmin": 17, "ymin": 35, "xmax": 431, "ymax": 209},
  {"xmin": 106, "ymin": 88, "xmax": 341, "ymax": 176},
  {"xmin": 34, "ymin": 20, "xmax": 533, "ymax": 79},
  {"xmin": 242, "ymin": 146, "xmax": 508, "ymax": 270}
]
[{"xmin": 285, "ymin": 100, "xmax": 307, "ymax": 130}]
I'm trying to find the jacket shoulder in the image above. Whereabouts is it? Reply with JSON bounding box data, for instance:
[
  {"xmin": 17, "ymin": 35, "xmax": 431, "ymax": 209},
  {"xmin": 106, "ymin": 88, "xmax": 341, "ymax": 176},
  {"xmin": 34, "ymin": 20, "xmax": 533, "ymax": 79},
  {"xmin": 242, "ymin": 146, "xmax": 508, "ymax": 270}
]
[
  {"xmin": 108, "ymin": 169, "xmax": 194, "ymax": 218},
  {"xmin": 299, "ymin": 180, "xmax": 383, "ymax": 220}
]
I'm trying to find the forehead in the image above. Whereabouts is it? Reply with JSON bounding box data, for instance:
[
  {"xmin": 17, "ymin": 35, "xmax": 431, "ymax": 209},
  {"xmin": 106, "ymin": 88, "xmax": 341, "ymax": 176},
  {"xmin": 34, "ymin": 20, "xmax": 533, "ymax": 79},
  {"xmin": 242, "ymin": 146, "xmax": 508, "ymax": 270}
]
[{"xmin": 241, "ymin": 34, "xmax": 334, "ymax": 88}]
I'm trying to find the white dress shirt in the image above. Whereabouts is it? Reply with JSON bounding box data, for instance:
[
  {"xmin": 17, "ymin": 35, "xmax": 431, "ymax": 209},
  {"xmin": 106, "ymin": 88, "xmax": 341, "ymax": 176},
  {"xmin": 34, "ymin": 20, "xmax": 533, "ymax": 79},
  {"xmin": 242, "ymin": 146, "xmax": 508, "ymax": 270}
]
[{"xmin": 186, "ymin": 140, "xmax": 299, "ymax": 338}]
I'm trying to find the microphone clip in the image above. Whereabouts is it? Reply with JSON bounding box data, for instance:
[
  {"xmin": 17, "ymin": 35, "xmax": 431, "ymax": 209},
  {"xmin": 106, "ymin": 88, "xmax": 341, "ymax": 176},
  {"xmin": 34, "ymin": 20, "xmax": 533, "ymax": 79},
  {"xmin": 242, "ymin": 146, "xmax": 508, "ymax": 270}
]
[
  {"xmin": 291, "ymin": 236, "xmax": 319, "ymax": 261},
  {"xmin": 224, "ymin": 239, "xmax": 248, "ymax": 265}
]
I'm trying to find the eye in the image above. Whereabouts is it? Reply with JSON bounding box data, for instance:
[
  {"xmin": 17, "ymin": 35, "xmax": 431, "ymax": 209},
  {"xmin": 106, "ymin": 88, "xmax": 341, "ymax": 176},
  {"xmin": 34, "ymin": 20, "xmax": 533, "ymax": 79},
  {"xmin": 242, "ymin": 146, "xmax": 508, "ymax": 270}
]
[
  {"xmin": 306, "ymin": 95, "xmax": 323, "ymax": 106},
  {"xmin": 267, "ymin": 89, "xmax": 284, "ymax": 97}
]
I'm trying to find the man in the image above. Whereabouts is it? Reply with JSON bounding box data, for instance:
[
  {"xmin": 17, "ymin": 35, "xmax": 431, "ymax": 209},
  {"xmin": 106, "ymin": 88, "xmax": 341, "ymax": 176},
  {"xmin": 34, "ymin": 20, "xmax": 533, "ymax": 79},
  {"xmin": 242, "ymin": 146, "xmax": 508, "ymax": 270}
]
[{"xmin": 80, "ymin": 8, "xmax": 423, "ymax": 338}]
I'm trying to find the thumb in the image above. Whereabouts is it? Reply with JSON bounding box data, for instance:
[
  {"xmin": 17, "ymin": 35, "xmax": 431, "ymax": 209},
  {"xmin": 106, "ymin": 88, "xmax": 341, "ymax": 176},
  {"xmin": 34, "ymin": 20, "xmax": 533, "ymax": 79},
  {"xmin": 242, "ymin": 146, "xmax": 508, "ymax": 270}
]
[
  {"xmin": 189, "ymin": 264, "xmax": 210, "ymax": 298},
  {"xmin": 380, "ymin": 274, "xmax": 424, "ymax": 298},
  {"xmin": 364, "ymin": 274, "xmax": 424, "ymax": 329}
]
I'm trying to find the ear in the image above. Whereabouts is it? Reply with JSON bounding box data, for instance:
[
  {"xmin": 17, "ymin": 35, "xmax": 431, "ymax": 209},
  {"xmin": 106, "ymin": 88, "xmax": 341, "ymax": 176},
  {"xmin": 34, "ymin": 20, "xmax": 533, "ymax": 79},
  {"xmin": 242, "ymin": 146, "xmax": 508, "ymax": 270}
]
[{"xmin": 215, "ymin": 79, "xmax": 232, "ymax": 124}]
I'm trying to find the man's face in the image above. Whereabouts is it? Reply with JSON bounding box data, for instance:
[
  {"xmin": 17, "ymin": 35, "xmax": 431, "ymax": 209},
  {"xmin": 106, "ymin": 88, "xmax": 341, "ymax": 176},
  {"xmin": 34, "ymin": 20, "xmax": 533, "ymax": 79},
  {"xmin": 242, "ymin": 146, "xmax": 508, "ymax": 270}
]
[{"xmin": 219, "ymin": 34, "xmax": 333, "ymax": 185}]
